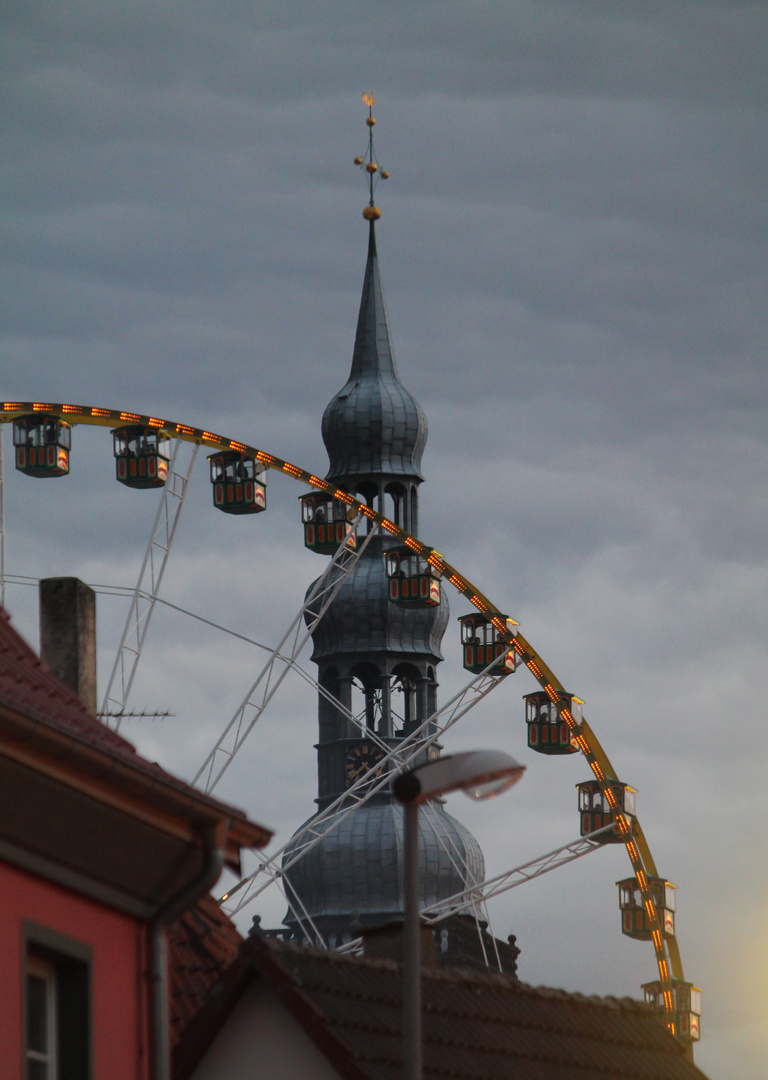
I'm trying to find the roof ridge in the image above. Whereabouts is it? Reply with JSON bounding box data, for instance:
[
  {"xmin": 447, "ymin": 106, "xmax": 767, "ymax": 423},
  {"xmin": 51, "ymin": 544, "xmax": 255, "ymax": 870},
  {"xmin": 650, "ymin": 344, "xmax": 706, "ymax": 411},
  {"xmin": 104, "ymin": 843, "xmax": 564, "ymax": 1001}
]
[
  {"xmin": 252, "ymin": 937, "xmax": 665, "ymax": 1019},
  {"xmin": 257, "ymin": 938, "xmax": 656, "ymax": 1013}
]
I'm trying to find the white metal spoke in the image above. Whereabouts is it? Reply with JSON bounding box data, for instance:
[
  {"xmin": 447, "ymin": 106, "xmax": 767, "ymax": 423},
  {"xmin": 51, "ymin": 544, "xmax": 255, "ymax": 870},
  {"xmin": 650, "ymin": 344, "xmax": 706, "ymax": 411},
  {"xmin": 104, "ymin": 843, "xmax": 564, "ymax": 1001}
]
[
  {"xmin": 97, "ymin": 580, "xmax": 395, "ymax": 762},
  {"xmin": 92, "ymin": 581, "xmax": 393, "ymax": 757},
  {"xmin": 100, "ymin": 438, "xmax": 198, "ymax": 729},
  {"xmin": 194, "ymin": 515, "xmax": 372, "ymax": 793},
  {"xmin": 427, "ymin": 798, "xmax": 481, "ymax": 900},
  {"xmin": 293, "ymin": 666, "xmax": 394, "ymax": 759},
  {"xmin": 245, "ymin": 858, "xmax": 328, "ymax": 950},
  {"xmin": 224, "ymin": 656, "xmax": 513, "ymax": 917},
  {"xmin": 421, "ymin": 824, "xmax": 615, "ymax": 924},
  {"xmin": 226, "ymin": 670, "xmax": 507, "ymax": 916},
  {"xmin": 281, "ymin": 872, "xmax": 329, "ymax": 949},
  {"xmin": 334, "ymin": 938, "xmax": 364, "ymax": 956},
  {"xmin": 331, "ymin": 825, "xmax": 614, "ymax": 960}
]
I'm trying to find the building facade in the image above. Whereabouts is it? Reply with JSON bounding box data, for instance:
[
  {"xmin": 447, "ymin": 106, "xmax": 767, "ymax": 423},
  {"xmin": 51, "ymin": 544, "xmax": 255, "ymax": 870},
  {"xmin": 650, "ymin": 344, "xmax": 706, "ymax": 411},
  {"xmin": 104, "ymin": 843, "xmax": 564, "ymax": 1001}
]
[{"xmin": 0, "ymin": 592, "xmax": 270, "ymax": 1080}]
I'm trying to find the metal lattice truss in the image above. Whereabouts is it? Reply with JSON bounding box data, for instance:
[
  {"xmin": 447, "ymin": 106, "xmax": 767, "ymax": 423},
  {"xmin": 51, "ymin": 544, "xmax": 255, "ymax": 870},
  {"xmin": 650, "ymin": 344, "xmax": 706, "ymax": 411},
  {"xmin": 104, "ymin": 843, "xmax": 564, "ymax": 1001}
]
[
  {"xmin": 421, "ymin": 823, "xmax": 616, "ymax": 923},
  {"xmin": 100, "ymin": 439, "xmax": 198, "ymax": 730},
  {"xmin": 193, "ymin": 514, "xmax": 372, "ymax": 794},
  {"xmin": 82, "ymin": 560, "xmax": 509, "ymax": 952},
  {"xmin": 221, "ymin": 650, "xmax": 514, "ymax": 922},
  {"xmin": 333, "ymin": 824, "xmax": 614, "ymax": 962}
]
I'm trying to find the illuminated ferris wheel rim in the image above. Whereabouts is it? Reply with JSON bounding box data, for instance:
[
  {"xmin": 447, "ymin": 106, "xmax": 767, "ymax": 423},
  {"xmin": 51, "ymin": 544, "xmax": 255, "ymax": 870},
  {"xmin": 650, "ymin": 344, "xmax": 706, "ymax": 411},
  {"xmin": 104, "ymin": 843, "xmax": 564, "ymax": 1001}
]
[{"xmin": 0, "ymin": 400, "xmax": 694, "ymax": 1037}]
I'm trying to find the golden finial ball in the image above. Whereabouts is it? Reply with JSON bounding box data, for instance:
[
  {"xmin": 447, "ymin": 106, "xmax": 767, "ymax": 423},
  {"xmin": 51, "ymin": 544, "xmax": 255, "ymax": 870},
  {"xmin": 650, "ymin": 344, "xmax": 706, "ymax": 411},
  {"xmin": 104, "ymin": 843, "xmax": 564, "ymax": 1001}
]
[
  {"xmin": 363, "ymin": 206, "xmax": 382, "ymax": 220},
  {"xmin": 366, "ymin": 116, "xmax": 376, "ymax": 126},
  {"xmin": 381, "ymin": 171, "xmax": 389, "ymax": 179},
  {"xmin": 366, "ymin": 162, "xmax": 378, "ymax": 174},
  {"xmin": 354, "ymin": 156, "xmax": 363, "ymax": 165}
]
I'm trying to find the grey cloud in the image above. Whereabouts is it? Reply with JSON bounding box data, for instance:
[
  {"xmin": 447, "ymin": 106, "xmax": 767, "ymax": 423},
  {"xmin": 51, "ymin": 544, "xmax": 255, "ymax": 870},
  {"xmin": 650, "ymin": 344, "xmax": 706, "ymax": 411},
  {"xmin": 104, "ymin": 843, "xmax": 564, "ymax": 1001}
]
[{"xmin": 1, "ymin": 5, "xmax": 766, "ymax": 1077}]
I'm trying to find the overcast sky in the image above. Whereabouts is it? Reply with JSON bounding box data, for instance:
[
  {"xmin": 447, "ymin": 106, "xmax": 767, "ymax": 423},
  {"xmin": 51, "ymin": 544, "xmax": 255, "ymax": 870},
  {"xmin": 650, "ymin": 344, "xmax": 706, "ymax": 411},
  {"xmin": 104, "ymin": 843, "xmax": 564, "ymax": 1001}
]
[{"xmin": 3, "ymin": 3, "xmax": 767, "ymax": 1076}]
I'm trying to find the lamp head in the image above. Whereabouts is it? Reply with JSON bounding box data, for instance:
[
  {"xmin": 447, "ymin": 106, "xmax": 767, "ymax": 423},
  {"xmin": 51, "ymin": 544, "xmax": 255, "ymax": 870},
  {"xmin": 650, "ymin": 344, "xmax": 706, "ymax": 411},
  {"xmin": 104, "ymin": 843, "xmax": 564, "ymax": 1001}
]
[{"xmin": 392, "ymin": 750, "xmax": 525, "ymax": 806}]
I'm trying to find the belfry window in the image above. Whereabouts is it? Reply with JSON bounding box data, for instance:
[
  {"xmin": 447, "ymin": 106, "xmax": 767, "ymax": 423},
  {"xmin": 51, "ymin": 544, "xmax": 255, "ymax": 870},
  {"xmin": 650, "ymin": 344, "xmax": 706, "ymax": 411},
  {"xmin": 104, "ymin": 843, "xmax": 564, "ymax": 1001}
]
[
  {"xmin": 384, "ymin": 482, "xmax": 406, "ymax": 529},
  {"xmin": 355, "ymin": 482, "xmax": 379, "ymax": 534}
]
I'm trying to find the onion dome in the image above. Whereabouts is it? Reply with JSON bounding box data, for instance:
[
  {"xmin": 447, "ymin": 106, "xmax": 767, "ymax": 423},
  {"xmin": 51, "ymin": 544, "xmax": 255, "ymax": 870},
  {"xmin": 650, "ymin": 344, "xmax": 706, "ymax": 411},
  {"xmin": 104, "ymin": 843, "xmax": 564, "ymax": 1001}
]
[
  {"xmin": 307, "ymin": 547, "xmax": 448, "ymax": 663},
  {"xmin": 322, "ymin": 222, "xmax": 427, "ymax": 482},
  {"xmin": 282, "ymin": 801, "xmax": 485, "ymax": 933}
]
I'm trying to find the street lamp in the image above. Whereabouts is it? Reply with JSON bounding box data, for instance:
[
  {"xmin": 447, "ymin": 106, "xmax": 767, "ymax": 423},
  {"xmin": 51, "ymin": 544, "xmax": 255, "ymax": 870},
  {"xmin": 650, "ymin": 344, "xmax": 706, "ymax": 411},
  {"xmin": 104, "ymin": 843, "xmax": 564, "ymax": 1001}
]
[{"xmin": 392, "ymin": 751, "xmax": 526, "ymax": 1080}]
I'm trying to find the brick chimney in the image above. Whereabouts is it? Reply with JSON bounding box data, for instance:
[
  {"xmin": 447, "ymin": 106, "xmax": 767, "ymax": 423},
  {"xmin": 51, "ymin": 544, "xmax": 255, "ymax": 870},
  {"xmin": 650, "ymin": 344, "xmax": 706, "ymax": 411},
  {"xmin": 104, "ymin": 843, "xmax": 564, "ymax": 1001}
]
[{"xmin": 39, "ymin": 577, "xmax": 98, "ymax": 714}]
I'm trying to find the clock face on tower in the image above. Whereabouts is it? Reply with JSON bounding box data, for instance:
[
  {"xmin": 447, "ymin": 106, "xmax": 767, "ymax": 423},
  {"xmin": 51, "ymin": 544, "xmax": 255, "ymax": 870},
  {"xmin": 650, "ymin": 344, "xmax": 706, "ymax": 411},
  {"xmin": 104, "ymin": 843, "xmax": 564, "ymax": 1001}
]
[{"xmin": 343, "ymin": 741, "xmax": 387, "ymax": 788}]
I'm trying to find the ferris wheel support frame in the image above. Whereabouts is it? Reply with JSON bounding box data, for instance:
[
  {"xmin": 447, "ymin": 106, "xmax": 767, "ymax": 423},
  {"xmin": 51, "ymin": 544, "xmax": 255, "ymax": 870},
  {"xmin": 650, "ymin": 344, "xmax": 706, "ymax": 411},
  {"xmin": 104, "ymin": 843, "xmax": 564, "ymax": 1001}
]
[
  {"xmin": 102, "ymin": 567, "xmax": 516, "ymax": 940},
  {"xmin": 0, "ymin": 402, "xmax": 688, "ymax": 1039},
  {"xmin": 274, "ymin": 859, "xmax": 331, "ymax": 950},
  {"xmin": 194, "ymin": 511, "xmax": 373, "ymax": 794},
  {"xmin": 422, "ymin": 822, "xmax": 617, "ymax": 923},
  {"xmin": 100, "ymin": 438, "xmax": 199, "ymax": 729},
  {"xmin": 223, "ymin": 656, "xmax": 513, "ymax": 915},
  {"xmin": 334, "ymin": 823, "xmax": 616, "ymax": 961}
]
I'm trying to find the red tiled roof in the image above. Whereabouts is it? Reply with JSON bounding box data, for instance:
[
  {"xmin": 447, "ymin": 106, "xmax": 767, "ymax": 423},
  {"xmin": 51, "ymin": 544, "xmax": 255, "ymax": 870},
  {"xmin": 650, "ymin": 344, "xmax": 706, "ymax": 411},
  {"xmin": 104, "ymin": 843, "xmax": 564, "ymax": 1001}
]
[
  {"xmin": 0, "ymin": 603, "xmax": 196, "ymax": 796},
  {"xmin": 0, "ymin": 607, "xmax": 137, "ymax": 758},
  {"xmin": 0, "ymin": 606, "xmax": 271, "ymax": 849},
  {"xmin": 168, "ymin": 894, "xmax": 244, "ymax": 1048},
  {"xmin": 174, "ymin": 938, "xmax": 711, "ymax": 1080}
]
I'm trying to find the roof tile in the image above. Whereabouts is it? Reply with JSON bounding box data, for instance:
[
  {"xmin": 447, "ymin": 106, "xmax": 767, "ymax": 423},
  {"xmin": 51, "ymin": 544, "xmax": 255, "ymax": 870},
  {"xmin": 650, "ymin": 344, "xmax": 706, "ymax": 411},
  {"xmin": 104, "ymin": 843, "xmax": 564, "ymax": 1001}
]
[
  {"xmin": 254, "ymin": 941, "xmax": 710, "ymax": 1080},
  {"xmin": 0, "ymin": 608, "xmax": 136, "ymax": 757},
  {"xmin": 168, "ymin": 893, "xmax": 243, "ymax": 1049},
  {"xmin": 0, "ymin": 606, "xmax": 270, "ymax": 846}
]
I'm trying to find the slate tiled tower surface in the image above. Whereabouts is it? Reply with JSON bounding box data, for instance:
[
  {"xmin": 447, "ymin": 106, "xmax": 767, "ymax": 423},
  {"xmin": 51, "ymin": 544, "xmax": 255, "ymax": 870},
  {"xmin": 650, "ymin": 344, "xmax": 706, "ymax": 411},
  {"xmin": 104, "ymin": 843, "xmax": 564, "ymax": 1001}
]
[
  {"xmin": 322, "ymin": 223, "xmax": 427, "ymax": 484},
  {"xmin": 282, "ymin": 221, "xmax": 485, "ymax": 945}
]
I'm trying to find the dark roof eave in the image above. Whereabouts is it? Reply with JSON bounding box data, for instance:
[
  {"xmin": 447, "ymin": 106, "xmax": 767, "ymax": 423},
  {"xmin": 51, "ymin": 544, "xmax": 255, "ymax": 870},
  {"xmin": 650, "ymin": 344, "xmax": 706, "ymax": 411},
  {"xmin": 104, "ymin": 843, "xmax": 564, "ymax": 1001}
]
[{"xmin": 0, "ymin": 702, "xmax": 272, "ymax": 853}]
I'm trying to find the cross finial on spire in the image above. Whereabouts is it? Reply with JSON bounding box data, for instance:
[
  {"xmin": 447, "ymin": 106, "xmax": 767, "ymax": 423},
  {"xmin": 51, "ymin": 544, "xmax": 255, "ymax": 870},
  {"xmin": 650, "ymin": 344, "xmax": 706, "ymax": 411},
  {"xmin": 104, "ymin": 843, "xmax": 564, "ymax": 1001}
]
[{"xmin": 353, "ymin": 92, "xmax": 389, "ymax": 220}]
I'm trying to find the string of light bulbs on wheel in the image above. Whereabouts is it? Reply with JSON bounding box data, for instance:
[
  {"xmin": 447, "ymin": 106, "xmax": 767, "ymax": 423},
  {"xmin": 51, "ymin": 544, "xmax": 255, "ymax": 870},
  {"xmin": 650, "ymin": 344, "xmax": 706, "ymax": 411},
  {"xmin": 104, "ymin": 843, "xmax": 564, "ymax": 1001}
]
[{"xmin": 0, "ymin": 400, "xmax": 699, "ymax": 1043}]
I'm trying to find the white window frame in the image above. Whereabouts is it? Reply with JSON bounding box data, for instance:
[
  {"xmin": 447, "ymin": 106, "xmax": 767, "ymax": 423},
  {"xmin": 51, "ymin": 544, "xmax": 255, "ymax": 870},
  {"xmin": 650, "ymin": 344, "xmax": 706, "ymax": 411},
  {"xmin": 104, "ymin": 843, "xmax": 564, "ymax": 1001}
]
[{"xmin": 25, "ymin": 955, "xmax": 58, "ymax": 1079}]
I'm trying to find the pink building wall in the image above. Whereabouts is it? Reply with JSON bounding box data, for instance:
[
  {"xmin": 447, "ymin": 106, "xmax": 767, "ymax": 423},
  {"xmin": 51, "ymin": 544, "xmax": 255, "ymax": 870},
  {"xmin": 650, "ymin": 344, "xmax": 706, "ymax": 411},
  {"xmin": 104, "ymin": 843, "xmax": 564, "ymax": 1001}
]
[{"xmin": 0, "ymin": 860, "xmax": 151, "ymax": 1080}]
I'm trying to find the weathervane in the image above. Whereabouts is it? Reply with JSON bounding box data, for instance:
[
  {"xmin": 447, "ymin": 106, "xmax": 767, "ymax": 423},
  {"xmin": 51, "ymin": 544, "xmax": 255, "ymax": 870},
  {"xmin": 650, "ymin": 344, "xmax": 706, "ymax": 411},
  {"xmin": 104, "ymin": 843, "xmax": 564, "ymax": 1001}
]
[{"xmin": 354, "ymin": 92, "xmax": 389, "ymax": 220}]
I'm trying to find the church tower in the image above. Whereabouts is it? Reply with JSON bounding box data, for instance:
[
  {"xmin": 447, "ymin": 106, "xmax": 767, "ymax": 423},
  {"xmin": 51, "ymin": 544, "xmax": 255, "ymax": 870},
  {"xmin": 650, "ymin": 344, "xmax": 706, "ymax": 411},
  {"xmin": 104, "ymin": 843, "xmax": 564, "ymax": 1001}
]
[{"xmin": 282, "ymin": 102, "xmax": 485, "ymax": 947}]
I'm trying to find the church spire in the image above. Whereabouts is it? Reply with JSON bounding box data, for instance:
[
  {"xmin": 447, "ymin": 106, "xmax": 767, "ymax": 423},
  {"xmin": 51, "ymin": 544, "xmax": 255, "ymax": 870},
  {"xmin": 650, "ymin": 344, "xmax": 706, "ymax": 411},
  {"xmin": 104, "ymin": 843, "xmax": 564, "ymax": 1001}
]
[
  {"xmin": 322, "ymin": 97, "xmax": 426, "ymax": 482},
  {"xmin": 348, "ymin": 220, "xmax": 395, "ymax": 382},
  {"xmin": 281, "ymin": 100, "xmax": 485, "ymax": 950}
]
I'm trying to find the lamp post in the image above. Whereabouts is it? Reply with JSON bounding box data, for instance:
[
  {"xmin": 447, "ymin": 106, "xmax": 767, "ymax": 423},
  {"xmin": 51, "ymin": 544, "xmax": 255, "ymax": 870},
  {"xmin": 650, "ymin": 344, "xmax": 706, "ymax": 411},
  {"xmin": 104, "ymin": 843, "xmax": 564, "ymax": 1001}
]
[{"xmin": 392, "ymin": 750, "xmax": 526, "ymax": 1080}]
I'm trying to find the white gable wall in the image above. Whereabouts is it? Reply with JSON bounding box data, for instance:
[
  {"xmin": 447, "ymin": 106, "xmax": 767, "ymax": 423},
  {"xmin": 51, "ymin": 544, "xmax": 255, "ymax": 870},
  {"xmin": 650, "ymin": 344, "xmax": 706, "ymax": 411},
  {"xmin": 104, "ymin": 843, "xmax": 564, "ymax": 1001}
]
[{"xmin": 191, "ymin": 978, "xmax": 342, "ymax": 1080}]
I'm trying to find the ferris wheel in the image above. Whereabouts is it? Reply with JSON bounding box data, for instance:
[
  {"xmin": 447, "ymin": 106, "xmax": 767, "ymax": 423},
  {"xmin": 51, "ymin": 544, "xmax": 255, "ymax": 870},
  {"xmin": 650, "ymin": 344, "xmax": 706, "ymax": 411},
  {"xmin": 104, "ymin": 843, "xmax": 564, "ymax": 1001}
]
[{"xmin": 0, "ymin": 400, "xmax": 702, "ymax": 1050}]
